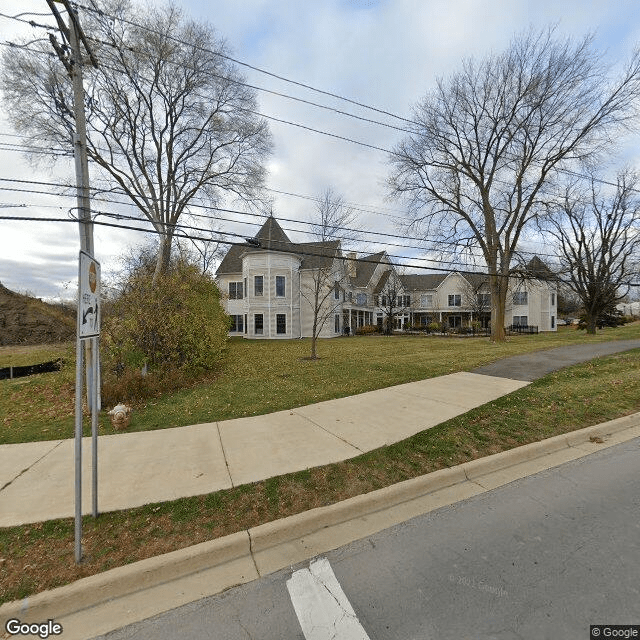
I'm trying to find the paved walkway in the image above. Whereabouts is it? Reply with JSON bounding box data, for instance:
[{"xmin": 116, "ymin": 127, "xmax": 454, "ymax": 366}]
[{"xmin": 1, "ymin": 339, "xmax": 638, "ymax": 527}]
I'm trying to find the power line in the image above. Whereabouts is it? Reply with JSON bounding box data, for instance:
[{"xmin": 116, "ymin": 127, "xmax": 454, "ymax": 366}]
[
  {"xmin": 5, "ymin": 214, "xmax": 640, "ymax": 286},
  {"xmin": 73, "ymin": 1, "xmax": 416, "ymax": 126},
  {"xmin": 0, "ymin": 176, "xmax": 563, "ymax": 262}
]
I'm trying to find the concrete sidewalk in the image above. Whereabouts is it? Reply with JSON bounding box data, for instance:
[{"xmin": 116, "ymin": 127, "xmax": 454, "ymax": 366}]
[
  {"xmin": 0, "ymin": 372, "xmax": 527, "ymax": 526},
  {"xmin": 1, "ymin": 338, "xmax": 638, "ymax": 527}
]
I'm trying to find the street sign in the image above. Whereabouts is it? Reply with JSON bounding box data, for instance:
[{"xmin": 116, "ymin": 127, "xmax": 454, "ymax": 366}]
[{"xmin": 78, "ymin": 250, "xmax": 100, "ymax": 338}]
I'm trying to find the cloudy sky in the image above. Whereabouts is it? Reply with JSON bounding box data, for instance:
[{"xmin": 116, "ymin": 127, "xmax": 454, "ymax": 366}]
[{"xmin": 1, "ymin": 0, "xmax": 640, "ymax": 299}]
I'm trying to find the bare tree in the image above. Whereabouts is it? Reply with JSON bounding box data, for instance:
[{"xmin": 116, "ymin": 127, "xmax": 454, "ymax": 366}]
[
  {"xmin": 2, "ymin": 0, "xmax": 272, "ymax": 283},
  {"xmin": 175, "ymin": 218, "xmax": 227, "ymax": 275},
  {"xmin": 376, "ymin": 268, "xmax": 409, "ymax": 335},
  {"xmin": 461, "ymin": 274, "xmax": 491, "ymax": 329},
  {"xmin": 389, "ymin": 27, "xmax": 640, "ymax": 341},
  {"xmin": 300, "ymin": 190, "xmax": 357, "ymax": 359},
  {"xmin": 308, "ymin": 187, "xmax": 360, "ymax": 245},
  {"xmin": 544, "ymin": 171, "xmax": 640, "ymax": 334}
]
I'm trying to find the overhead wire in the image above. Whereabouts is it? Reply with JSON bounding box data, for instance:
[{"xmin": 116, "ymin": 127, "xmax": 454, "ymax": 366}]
[
  {"xmin": 0, "ymin": 176, "xmax": 563, "ymax": 262},
  {"xmin": 2, "ymin": 8, "xmax": 637, "ymax": 280}
]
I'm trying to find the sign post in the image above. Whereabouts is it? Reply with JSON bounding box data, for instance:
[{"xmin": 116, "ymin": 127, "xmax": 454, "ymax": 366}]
[{"xmin": 75, "ymin": 250, "xmax": 101, "ymax": 563}]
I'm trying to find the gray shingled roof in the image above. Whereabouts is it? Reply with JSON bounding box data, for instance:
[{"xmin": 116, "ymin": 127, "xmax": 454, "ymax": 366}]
[
  {"xmin": 298, "ymin": 241, "xmax": 341, "ymax": 270},
  {"xmin": 216, "ymin": 217, "xmax": 341, "ymax": 276},
  {"xmin": 399, "ymin": 273, "xmax": 447, "ymax": 291},
  {"xmin": 351, "ymin": 251, "xmax": 386, "ymax": 287}
]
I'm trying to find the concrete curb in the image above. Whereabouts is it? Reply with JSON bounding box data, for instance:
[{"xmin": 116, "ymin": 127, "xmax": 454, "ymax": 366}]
[{"xmin": 2, "ymin": 412, "xmax": 639, "ymax": 629}]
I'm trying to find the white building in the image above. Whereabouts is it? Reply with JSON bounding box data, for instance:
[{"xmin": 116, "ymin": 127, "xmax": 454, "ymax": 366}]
[{"xmin": 216, "ymin": 217, "xmax": 557, "ymax": 338}]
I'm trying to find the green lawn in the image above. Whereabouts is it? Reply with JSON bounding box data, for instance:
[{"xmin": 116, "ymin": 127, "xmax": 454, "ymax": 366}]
[
  {"xmin": 1, "ymin": 322, "xmax": 640, "ymax": 444},
  {"xmin": 1, "ymin": 346, "xmax": 639, "ymax": 603}
]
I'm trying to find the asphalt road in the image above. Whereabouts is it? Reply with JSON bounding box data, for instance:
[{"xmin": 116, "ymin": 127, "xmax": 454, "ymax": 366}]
[
  {"xmin": 472, "ymin": 338, "xmax": 640, "ymax": 381},
  {"xmin": 93, "ymin": 436, "xmax": 640, "ymax": 640}
]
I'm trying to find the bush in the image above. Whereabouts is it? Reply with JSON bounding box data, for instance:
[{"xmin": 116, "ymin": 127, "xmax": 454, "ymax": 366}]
[
  {"xmin": 427, "ymin": 322, "xmax": 441, "ymax": 333},
  {"xmin": 102, "ymin": 257, "xmax": 229, "ymax": 403},
  {"xmin": 355, "ymin": 324, "xmax": 378, "ymax": 335}
]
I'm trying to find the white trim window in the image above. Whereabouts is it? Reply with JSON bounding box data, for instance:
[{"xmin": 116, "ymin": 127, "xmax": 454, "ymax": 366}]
[
  {"xmin": 420, "ymin": 294, "xmax": 433, "ymax": 308},
  {"xmin": 448, "ymin": 294, "xmax": 461, "ymax": 307},
  {"xmin": 513, "ymin": 291, "xmax": 528, "ymax": 305},
  {"xmin": 228, "ymin": 281, "xmax": 243, "ymax": 300},
  {"xmin": 229, "ymin": 315, "xmax": 244, "ymax": 332},
  {"xmin": 513, "ymin": 315, "xmax": 528, "ymax": 326},
  {"xmin": 254, "ymin": 313, "xmax": 264, "ymax": 335},
  {"xmin": 477, "ymin": 293, "xmax": 491, "ymax": 307},
  {"xmin": 276, "ymin": 313, "xmax": 287, "ymax": 334},
  {"xmin": 254, "ymin": 275, "xmax": 264, "ymax": 296},
  {"xmin": 275, "ymin": 275, "xmax": 286, "ymax": 297}
]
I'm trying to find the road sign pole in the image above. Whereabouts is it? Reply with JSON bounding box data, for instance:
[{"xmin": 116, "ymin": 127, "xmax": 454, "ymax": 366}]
[
  {"xmin": 91, "ymin": 335, "xmax": 99, "ymax": 518},
  {"xmin": 74, "ymin": 331, "xmax": 83, "ymax": 564}
]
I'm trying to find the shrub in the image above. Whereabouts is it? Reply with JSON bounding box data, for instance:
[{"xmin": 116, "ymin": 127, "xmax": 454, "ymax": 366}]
[
  {"xmin": 101, "ymin": 257, "xmax": 229, "ymax": 403},
  {"xmin": 355, "ymin": 324, "xmax": 378, "ymax": 335},
  {"xmin": 427, "ymin": 322, "xmax": 441, "ymax": 333}
]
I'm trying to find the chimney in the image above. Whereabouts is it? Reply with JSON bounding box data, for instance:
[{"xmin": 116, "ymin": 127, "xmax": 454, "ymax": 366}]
[{"xmin": 346, "ymin": 252, "xmax": 357, "ymax": 278}]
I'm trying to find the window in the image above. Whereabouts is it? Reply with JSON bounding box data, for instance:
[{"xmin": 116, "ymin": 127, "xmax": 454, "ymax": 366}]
[
  {"xmin": 254, "ymin": 275, "xmax": 263, "ymax": 296},
  {"xmin": 448, "ymin": 294, "xmax": 461, "ymax": 307},
  {"xmin": 477, "ymin": 293, "xmax": 491, "ymax": 307},
  {"xmin": 276, "ymin": 313, "xmax": 286, "ymax": 334},
  {"xmin": 334, "ymin": 283, "xmax": 340, "ymax": 300},
  {"xmin": 551, "ymin": 315, "xmax": 555, "ymax": 329},
  {"xmin": 397, "ymin": 295, "xmax": 410, "ymax": 307},
  {"xmin": 229, "ymin": 315, "xmax": 243, "ymax": 332},
  {"xmin": 513, "ymin": 315, "xmax": 528, "ymax": 326},
  {"xmin": 275, "ymin": 275, "xmax": 285, "ymax": 297},
  {"xmin": 513, "ymin": 291, "xmax": 528, "ymax": 305},
  {"xmin": 335, "ymin": 314, "xmax": 340, "ymax": 333},
  {"xmin": 448, "ymin": 315, "xmax": 462, "ymax": 328},
  {"xmin": 551, "ymin": 292, "xmax": 556, "ymax": 306},
  {"xmin": 244, "ymin": 314, "xmax": 247, "ymax": 334},
  {"xmin": 356, "ymin": 293, "xmax": 367, "ymax": 305},
  {"xmin": 254, "ymin": 314, "xmax": 263, "ymax": 335},
  {"xmin": 228, "ymin": 281, "xmax": 243, "ymax": 300},
  {"xmin": 421, "ymin": 294, "xmax": 433, "ymax": 307}
]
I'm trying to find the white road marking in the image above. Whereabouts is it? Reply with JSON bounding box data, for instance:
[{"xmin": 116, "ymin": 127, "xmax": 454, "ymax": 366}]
[{"xmin": 286, "ymin": 557, "xmax": 372, "ymax": 640}]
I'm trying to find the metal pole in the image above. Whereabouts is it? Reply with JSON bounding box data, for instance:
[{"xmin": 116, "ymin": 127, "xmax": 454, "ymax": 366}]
[
  {"xmin": 91, "ymin": 336, "xmax": 99, "ymax": 518},
  {"xmin": 74, "ymin": 333, "xmax": 83, "ymax": 564},
  {"xmin": 69, "ymin": 7, "xmax": 94, "ymax": 564},
  {"xmin": 69, "ymin": 10, "xmax": 93, "ymax": 256}
]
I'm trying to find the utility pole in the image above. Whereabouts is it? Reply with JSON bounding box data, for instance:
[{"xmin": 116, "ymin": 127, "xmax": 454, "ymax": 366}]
[{"xmin": 46, "ymin": 0, "xmax": 100, "ymax": 564}]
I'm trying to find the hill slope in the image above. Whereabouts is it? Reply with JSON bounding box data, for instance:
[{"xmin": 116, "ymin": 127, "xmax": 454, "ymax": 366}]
[{"xmin": 0, "ymin": 283, "xmax": 75, "ymax": 345}]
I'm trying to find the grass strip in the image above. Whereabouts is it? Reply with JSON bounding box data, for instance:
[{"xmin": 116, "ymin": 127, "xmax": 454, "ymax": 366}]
[{"xmin": 1, "ymin": 348, "xmax": 639, "ymax": 603}]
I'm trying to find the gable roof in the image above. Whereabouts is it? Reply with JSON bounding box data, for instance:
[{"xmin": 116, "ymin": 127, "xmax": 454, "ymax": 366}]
[
  {"xmin": 399, "ymin": 274, "xmax": 448, "ymax": 291},
  {"xmin": 525, "ymin": 256, "xmax": 556, "ymax": 281},
  {"xmin": 351, "ymin": 251, "xmax": 387, "ymax": 288}
]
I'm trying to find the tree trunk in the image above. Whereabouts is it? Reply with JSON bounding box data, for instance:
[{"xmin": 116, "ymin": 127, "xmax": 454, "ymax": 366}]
[
  {"xmin": 585, "ymin": 313, "xmax": 598, "ymax": 335},
  {"xmin": 152, "ymin": 234, "xmax": 173, "ymax": 286},
  {"xmin": 489, "ymin": 272, "xmax": 507, "ymax": 342}
]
